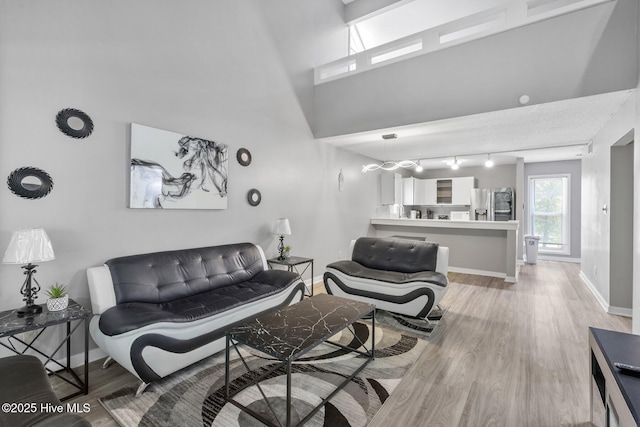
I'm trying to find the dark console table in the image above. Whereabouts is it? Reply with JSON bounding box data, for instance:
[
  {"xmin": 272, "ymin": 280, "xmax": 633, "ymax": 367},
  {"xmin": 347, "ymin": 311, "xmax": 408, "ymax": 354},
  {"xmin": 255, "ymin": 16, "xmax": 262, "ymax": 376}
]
[
  {"xmin": 590, "ymin": 327, "xmax": 640, "ymax": 426},
  {"xmin": 0, "ymin": 299, "xmax": 90, "ymax": 401},
  {"xmin": 267, "ymin": 256, "xmax": 314, "ymax": 296}
]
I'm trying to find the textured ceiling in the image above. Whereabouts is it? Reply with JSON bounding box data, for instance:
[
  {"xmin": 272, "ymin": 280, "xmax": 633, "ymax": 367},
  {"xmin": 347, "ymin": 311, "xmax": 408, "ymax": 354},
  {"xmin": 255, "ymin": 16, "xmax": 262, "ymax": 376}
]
[{"xmin": 318, "ymin": 90, "xmax": 634, "ymax": 169}]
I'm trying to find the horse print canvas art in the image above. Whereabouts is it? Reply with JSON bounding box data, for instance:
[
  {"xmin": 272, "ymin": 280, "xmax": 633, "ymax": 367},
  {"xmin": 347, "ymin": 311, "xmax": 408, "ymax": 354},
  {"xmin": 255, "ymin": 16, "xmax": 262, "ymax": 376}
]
[{"xmin": 130, "ymin": 123, "xmax": 228, "ymax": 209}]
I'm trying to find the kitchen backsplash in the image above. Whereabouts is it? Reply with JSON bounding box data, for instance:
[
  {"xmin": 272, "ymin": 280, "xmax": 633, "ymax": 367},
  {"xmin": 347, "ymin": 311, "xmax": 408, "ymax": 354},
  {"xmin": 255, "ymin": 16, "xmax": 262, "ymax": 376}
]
[{"xmin": 376, "ymin": 204, "xmax": 470, "ymax": 218}]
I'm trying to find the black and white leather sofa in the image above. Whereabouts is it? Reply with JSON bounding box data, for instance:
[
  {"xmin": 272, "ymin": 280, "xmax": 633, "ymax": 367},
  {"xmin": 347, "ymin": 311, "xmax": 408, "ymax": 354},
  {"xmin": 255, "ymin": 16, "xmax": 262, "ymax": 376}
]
[
  {"xmin": 323, "ymin": 237, "xmax": 449, "ymax": 318},
  {"xmin": 87, "ymin": 242, "xmax": 305, "ymax": 395}
]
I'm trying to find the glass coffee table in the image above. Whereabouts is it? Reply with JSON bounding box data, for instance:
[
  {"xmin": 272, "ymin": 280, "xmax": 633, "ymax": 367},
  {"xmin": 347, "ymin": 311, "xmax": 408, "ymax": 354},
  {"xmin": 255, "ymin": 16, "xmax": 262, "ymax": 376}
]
[{"xmin": 225, "ymin": 294, "xmax": 376, "ymax": 427}]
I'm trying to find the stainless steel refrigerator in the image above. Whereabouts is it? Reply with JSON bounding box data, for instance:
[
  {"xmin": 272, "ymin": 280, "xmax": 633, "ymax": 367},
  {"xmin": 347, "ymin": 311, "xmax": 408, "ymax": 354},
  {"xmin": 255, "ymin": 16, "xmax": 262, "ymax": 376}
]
[
  {"xmin": 492, "ymin": 187, "xmax": 515, "ymax": 221},
  {"xmin": 470, "ymin": 188, "xmax": 492, "ymax": 221},
  {"xmin": 470, "ymin": 188, "xmax": 515, "ymax": 221}
]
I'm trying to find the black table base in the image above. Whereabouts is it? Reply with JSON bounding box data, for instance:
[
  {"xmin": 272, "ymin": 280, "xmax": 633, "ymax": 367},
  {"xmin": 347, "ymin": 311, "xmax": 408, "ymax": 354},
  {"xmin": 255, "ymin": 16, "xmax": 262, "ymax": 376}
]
[{"xmin": 224, "ymin": 296, "xmax": 375, "ymax": 427}]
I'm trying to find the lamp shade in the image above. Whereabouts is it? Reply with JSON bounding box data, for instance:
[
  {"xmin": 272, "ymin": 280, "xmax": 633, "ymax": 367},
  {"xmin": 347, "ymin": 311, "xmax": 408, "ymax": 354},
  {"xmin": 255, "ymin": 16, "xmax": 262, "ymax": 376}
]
[
  {"xmin": 3, "ymin": 228, "xmax": 55, "ymax": 264},
  {"xmin": 272, "ymin": 218, "xmax": 291, "ymax": 236}
]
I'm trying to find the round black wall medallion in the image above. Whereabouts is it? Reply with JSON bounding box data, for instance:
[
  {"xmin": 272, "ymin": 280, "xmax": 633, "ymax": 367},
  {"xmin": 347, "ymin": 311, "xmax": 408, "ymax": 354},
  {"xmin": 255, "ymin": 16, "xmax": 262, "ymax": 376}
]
[
  {"xmin": 236, "ymin": 148, "xmax": 252, "ymax": 166},
  {"xmin": 7, "ymin": 167, "xmax": 54, "ymax": 199},
  {"xmin": 56, "ymin": 108, "xmax": 94, "ymax": 139},
  {"xmin": 247, "ymin": 189, "xmax": 261, "ymax": 206}
]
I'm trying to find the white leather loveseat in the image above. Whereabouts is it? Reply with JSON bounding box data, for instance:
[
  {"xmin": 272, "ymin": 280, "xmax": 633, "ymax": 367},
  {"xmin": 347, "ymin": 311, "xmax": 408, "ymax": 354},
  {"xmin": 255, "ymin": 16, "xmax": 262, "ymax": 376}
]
[
  {"xmin": 87, "ymin": 242, "xmax": 305, "ymax": 395},
  {"xmin": 323, "ymin": 237, "xmax": 449, "ymax": 318}
]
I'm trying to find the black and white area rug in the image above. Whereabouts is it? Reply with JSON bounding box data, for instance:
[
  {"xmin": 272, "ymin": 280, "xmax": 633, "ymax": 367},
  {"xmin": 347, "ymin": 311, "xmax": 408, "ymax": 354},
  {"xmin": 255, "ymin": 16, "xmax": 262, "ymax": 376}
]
[
  {"xmin": 374, "ymin": 306, "xmax": 447, "ymax": 339},
  {"xmin": 99, "ymin": 322, "xmax": 426, "ymax": 427}
]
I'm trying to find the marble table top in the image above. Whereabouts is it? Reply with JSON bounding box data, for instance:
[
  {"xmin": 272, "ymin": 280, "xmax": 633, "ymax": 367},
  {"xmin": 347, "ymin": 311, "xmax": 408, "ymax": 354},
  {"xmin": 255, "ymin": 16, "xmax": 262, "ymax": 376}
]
[
  {"xmin": 0, "ymin": 299, "xmax": 90, "ymax": 337},
  {"xmin": 228, "ymin": 294, "xmax": 375, "ymax": 361}
]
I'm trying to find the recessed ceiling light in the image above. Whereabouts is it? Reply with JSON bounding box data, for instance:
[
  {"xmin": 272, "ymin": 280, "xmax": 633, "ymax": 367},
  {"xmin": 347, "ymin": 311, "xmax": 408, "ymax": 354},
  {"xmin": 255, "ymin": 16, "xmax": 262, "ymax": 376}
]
[{"xmin": 519, "ymin": 95, "xmax": 530, "ymax": 105}]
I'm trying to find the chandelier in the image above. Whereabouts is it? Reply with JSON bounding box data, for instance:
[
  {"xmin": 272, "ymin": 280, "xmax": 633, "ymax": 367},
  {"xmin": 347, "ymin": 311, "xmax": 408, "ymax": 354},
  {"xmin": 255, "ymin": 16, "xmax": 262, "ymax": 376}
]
[{"xmin": 361, "ymin": 160, "xmax": 419, "ymax": 172}]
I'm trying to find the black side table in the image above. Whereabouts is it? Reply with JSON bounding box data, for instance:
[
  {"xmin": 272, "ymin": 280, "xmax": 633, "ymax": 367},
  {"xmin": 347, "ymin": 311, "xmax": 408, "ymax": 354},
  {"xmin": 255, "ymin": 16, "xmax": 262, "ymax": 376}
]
[
  {"xmin": 0, "ymin": 299, "xmax": 90, "ymax": 401},
  {"xmin": 267, "ymin": 256, "xmax": 314, "ymax": 296}
]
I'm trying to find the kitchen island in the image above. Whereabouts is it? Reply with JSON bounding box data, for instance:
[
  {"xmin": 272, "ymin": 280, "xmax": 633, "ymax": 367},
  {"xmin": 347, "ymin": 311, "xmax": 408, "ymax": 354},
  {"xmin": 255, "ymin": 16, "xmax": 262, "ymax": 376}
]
[{"xmin": 371, "ymin": 218, "xmax": 520, "ymax": 282}]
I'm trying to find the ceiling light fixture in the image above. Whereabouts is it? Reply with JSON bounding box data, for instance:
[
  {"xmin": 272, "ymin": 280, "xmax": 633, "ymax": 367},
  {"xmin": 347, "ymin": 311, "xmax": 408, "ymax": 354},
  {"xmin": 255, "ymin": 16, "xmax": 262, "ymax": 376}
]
[
  {"xmin": 485, "ymin": 154, "xmax": 494, "ymax": 168},
  {"xmin": 362, "ymin": 142, "xmax": 584, "ymax": 173},
  {"xmin": 362, "ymin": 133, "xmax": 421, "ymax": 172},
  {"xmin": 451, "ymin": 156, "xmax": 459, "ymax": 170},
  {"xmin": 362, "ymin": 159, "xmax": 419, "ymax": 172}
]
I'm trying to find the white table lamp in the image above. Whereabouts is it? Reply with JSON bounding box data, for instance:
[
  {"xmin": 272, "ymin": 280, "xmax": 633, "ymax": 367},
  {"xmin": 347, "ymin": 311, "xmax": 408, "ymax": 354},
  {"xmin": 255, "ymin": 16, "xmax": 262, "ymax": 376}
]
[
  {"xmin": 3, "ymin": 228, "xmax": 55, "ymax": 317},
  {"xmin": 272, "ymin": 218, "xmax": 291, "ymax": 260}
]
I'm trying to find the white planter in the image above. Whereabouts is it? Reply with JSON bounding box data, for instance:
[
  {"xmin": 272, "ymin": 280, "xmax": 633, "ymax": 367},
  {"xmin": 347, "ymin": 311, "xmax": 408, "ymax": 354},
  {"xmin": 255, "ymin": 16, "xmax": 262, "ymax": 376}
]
[{"xmin": 47, "ymin": 295, "xmax": 68, "ymax": 311}]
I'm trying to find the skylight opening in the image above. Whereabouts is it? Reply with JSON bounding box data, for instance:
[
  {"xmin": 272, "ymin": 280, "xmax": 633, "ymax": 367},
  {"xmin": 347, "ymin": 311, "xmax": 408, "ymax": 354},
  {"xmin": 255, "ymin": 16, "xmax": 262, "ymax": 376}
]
[
  {"xmin": 370, "ymin": 40, "xmax": 423, "ymax": 65},
  {"xmin": 348, "ymin": 0, "xmax": 500, "ymax": 54},
  {"xmin": 319, "ymin": 59, "xmax": 356, "ymax": 80},
  {"xmin": 527, "ymin": 0, "xmax": 585, "ymax": 16}
]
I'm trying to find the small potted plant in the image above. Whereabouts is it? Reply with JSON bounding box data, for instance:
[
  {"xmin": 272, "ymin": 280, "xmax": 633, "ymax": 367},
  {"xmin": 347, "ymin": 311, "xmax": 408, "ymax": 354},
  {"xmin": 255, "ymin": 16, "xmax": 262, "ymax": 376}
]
[
  {"xmin": 46, "ymin": 283, "xmax": 69, "ymax": 312},
  {"xmin": 284, "ymin": 246, "xmax": 291, "ymax": 258}
]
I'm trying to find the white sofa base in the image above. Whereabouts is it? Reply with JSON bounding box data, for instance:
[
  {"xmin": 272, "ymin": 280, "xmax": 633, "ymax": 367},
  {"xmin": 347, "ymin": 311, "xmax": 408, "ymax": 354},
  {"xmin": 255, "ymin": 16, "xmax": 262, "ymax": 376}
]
[
  {"xmin": 323, "ymin": 268, "xmax": 446, "ymax": 317},
  {"xmin": 89, "ymin": 284, "xmax": 303, "ymax": 382}
]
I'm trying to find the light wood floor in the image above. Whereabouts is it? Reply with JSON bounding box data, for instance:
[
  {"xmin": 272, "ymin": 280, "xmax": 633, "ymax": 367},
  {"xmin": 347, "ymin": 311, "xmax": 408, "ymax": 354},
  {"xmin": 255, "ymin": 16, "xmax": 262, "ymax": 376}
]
[{"xmin": 58, "ymin": 261, "xmax": 631, "ymax": 426}]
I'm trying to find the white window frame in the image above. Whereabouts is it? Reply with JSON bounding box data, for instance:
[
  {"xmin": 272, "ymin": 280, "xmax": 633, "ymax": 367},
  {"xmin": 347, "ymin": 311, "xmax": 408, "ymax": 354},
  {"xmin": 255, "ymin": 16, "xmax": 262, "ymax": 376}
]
[{"xmin": 528, "ymin": 174, "xmax": 571, "ymax": 255}]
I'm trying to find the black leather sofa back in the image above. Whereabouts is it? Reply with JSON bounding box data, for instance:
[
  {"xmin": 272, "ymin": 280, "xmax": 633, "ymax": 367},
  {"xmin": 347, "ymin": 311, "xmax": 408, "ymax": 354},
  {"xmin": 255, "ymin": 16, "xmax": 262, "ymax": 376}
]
[
  {"xmin": 352, "ymin": 237, "xmax": 439, "ymax": 273},
  {"xmin": 106, "ymin": 243, "xmax": 265, "ymax": 304}
]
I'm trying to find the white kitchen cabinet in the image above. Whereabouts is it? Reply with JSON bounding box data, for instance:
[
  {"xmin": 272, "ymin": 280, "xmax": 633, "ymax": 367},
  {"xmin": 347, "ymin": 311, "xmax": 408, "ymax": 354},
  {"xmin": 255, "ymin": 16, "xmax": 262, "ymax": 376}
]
[
  {"xmin": 413, "ymin": 179, "xmax": 425, "ymax": 205},
  {"xmin": 413, "ymin": 179, "xmax": 437, "ymax": 205},
  {"xmin": 402, "ymin": 177, "xmax": 414, "ymax": 205},
  {"xmin": 424, "ymin": 179, "xmax": 437, "ymax": 205},
  {"xmin": 452, "ymin": 176, "xmax": 476, "ymax": 205},
  {"xmin": 381, "ymin": 173, "xmax": 402, "ymax": 205},
  {"xmin": 411, "ymin": 176, "xmax": 475, "ymax": 206}
]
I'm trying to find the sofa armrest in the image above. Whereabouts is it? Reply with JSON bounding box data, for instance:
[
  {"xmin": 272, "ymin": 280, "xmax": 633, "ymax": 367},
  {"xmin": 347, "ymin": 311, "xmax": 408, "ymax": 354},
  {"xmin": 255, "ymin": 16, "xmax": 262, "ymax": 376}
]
[
  {"xmin": 87, "ymin": 265, "xmax": 117, "ymax": 314},
  {"xmin": 255, "ymin": 244, "xmax": 269, "ymax": 270}
]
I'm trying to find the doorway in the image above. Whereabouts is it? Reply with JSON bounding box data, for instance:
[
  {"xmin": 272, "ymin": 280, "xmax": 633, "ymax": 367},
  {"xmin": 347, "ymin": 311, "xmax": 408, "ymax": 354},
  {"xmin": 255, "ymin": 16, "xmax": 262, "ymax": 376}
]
[{"xmin": 609, "ymin": 131, "xmax": 634, "ymax": 313}]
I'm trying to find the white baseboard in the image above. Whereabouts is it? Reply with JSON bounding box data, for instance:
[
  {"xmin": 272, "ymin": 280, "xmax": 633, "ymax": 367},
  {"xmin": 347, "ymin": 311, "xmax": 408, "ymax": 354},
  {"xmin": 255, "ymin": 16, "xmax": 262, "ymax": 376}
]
[
  {"xmin": 307, "ymin": 275, "xmax": 323, "ymax": 287},
  {"xmin": 608, "ymin": 306, "xmax": 633, "ymax": 317},
  {"xmin": 538, "ymin": 255, "xmax": 581, "ymax": 263},
  {"xmin": 70, "ymin": 347, "xmax": 107, "ymax": 367},
  {"xmin": 579, "ymin": 271, "xmax": 609, "ymax": 313},
  {"xmin": 448, "ymin": 266, "xmax": 506, "ymax": 279},
  {"xmin": 578, "ymin": 271, "xmax": 632, "ymax": 317}
]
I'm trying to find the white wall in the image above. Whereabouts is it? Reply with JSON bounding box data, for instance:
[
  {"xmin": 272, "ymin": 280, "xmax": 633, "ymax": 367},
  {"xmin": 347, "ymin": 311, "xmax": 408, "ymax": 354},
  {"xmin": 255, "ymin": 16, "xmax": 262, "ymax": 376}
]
[
  {"xmin": 581, "ymin": 94, "xmax": 636, "ymax": 313},
  {"xmin": 413, "ymin": 164, "xmax": 516, "ymax": 188},
  {"xmin": 633, "ymin": 3, "xmax": 640, "ymax": 334},
  {"xmin": 0, "ymin": 0, "xmax": 377, "ymax": 358}
]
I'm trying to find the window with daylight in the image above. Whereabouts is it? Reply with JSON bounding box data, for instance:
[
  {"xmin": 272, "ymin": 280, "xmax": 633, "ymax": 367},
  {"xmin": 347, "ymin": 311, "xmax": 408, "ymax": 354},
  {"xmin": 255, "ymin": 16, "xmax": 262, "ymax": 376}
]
[{"xmin": 528, "ymin": 174, "xmax": 570, "ymax": 255}]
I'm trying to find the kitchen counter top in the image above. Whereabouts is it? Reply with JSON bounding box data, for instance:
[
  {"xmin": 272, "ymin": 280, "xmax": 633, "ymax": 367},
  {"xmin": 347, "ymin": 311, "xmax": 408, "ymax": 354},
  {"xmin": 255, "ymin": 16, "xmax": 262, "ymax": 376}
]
[
  {"xmin": 371, "ymin": 217, "xmax": 519, "ymax": 231},
  {"xmin": 371, "ymin": 217, "xmax": 520, "ymax": 282}
]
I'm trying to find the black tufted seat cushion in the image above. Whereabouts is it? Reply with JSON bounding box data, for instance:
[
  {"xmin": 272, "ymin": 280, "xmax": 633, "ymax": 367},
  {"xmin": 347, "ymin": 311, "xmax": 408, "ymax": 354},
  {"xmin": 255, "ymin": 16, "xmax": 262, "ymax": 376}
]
[
  {"xmin": 99, "ymin": 269, "xmax": 300, "ymax": 336},
  {"xmin": 327, "ymin": 260, "xmax": 447, "ymax": 287}
]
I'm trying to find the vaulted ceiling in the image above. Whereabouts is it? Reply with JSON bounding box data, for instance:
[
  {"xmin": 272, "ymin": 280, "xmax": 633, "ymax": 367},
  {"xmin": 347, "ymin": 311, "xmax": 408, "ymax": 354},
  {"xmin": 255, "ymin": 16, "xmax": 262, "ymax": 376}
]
[{"xmin": 322, "ymin": 0, "xmax": 637, "ymax": 167}]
